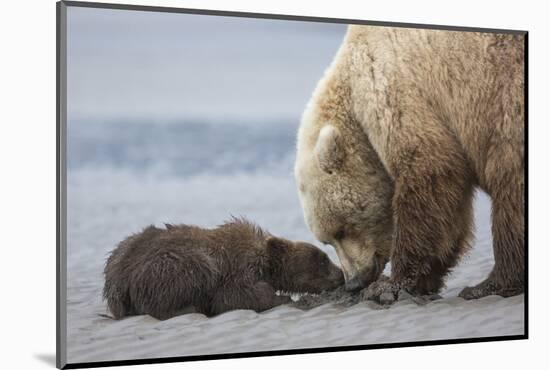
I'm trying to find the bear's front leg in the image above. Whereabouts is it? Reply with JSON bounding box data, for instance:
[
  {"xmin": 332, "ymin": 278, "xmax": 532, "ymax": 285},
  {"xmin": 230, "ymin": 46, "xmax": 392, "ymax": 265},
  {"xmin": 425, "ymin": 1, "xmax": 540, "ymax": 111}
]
[{"xmin": 364, "ymin": 130, "xmax": 475, "ymax": 305}]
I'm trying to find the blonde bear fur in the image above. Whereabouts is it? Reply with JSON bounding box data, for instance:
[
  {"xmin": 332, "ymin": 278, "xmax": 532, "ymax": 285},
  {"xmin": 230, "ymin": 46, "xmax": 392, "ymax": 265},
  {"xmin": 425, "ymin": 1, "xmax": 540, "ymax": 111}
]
[{"xmin": 295, "ymin": 25, "xmax": 525, "ymax": 302}]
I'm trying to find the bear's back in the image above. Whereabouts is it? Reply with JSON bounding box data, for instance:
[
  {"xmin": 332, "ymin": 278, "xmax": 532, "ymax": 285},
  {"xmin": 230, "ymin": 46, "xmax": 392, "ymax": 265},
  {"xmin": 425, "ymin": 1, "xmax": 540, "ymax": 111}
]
[{"xmin": 344, "ymin": 25, "xmax": 523, "ymax": 177}]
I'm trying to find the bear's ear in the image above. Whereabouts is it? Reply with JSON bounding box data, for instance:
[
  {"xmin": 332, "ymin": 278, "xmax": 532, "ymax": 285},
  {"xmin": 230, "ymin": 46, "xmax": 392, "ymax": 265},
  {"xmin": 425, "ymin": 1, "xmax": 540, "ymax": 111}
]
[
  {"xmin": 266, "ymin": 236, "xmax": 291, "ymax": 255},
  {"xmin": 314, "ymin": 125, "xmax": 344, "ymax": 174}
]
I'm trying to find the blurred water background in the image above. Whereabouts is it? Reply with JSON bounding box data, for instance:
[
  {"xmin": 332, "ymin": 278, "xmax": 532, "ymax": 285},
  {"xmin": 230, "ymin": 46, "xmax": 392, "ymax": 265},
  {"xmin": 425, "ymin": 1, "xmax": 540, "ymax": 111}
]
[{"xmin": 67, "ymin": 8, "xmax": 346, "ymax": 178}]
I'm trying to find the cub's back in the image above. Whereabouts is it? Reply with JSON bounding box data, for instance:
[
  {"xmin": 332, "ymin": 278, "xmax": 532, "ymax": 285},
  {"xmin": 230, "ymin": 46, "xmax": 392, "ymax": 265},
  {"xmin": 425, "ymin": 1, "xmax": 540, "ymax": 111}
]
[{"xmin": 103, "ymin": 224, "xmax": 222, "ymax": 318}]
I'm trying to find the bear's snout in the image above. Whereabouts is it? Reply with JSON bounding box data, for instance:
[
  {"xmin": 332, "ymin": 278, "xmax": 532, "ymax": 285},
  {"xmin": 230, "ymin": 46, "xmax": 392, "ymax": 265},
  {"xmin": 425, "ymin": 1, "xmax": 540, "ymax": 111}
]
[
  {"xmin": 344, "ymin": 276, "xmax": 363, "ymax": 292},
  {"xmin": 344, "ymin": 255, "xmax": 385, "ymax": 291}
]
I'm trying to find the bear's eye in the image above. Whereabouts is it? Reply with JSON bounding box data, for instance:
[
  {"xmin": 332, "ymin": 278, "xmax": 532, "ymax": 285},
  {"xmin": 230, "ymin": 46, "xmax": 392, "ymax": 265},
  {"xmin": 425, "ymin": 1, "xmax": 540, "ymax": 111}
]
[{"xmin": 334, "ymin": 228, "xmax": 345, "ymax": 241}]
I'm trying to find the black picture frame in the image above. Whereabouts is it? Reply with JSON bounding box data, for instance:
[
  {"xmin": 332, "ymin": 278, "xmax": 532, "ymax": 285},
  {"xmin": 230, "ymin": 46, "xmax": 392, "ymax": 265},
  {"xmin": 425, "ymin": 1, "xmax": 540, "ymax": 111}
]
[{"xmin": 56, "ymin": 1, "xmax": 528, "ymax": 368}]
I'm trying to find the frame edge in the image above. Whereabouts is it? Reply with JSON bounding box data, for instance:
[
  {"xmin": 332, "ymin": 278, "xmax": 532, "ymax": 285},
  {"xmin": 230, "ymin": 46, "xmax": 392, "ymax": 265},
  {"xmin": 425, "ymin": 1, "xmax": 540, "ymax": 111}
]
[{"xmin": 57, "ymin": 1, "xmax": 68, "ymax": 369}]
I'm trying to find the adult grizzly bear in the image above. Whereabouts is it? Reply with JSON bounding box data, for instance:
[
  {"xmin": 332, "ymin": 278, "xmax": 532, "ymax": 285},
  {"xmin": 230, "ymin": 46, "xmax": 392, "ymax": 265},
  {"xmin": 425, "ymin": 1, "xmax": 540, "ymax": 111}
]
[
  {"xmin": 103, "ymin": 218, "xmax": 344, "ymax": 319},
  {"xmin": 295, "ymin": 25, "xmax": 525, "ymax": 303}
]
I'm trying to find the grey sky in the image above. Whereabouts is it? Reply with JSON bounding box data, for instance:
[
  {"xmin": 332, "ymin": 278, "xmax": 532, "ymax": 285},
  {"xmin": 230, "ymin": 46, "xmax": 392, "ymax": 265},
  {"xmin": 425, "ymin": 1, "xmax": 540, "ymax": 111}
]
[{"xmin": 67, "ymin": 7, "xmax": 347, "ymax": 123}]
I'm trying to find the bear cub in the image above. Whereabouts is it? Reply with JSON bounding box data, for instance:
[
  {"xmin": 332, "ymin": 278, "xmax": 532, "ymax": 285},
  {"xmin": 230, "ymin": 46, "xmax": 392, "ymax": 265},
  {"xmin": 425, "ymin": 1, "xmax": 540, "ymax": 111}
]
[{"xmin": 103, "ymin": 218, "xmax": 344, "ymax": 320}]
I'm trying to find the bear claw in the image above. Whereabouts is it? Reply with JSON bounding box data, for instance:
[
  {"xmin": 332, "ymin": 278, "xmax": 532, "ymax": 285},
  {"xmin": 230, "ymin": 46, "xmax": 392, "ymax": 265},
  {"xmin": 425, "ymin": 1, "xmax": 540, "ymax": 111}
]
[
  {"xmin": 362, "ymin": 277, "xmax": 443, "ymax": 306},
  {"xmin": 361, "ymin": 278, "xmax": 400, "ymax": 305},
  {"xmin": 397, "ymin": 289, "xmax": 413, "ymax": 301},
  {"xmin": 459, "ymin": 278, "xmax": 523, "ymax": 300},
  {"xmin": 379, "ymin": 292, "xmax": 397, "ymax": 305}
]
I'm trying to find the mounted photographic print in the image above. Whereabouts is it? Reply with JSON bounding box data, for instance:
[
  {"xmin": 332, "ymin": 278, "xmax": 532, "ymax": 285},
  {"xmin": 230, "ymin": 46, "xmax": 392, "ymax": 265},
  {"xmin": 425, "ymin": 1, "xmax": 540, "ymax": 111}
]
[{"xmin": 56, "ymin": 1, "xmax": 528, "ymax": 368}]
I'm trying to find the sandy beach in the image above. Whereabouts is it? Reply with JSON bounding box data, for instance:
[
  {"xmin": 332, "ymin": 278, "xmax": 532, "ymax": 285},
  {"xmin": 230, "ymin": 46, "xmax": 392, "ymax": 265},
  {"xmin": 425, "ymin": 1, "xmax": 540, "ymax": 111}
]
[{"xmin": 66, "ymin": 156, "xmax": 524, "ymax": 364}]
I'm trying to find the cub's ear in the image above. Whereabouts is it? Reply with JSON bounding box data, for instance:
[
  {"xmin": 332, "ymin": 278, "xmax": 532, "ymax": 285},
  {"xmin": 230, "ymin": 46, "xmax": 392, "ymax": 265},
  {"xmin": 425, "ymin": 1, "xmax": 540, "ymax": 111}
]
[
  {"xmin": 266, "ymin": 236, "xmax": 291, "ymax": 254},
  {"xmin": 314, "ymin": 125, "xmax": 344, "ymax": 174}
]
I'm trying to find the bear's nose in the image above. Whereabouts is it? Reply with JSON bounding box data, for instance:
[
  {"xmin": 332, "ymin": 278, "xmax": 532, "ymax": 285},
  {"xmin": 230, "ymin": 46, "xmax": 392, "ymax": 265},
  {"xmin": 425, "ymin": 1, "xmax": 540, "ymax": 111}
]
[{"xmin": 344, "ymin": 276, "xmax": 363, "ymax": 292}]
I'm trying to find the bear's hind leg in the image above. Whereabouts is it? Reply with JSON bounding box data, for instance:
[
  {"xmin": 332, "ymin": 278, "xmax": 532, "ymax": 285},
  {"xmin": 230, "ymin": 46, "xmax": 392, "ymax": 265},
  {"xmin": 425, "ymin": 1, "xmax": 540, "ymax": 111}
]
[
  {"xmin": 460, "ymin": 189, "xmax": 524, "ymax": 299},
  {"xmin": 129, "ymin": 249, "xmax": 217, "ymax": 320},
  {"xmin": 103, "ymin": 283, "xmax": 133, "ymax": 319},
  {"xmin": 209, "ymin": 282, "xmax": 291, "ymax": 316},
  {"xmin": 460, "ymin": 133, "xmax": 524, "ymax": 300}
]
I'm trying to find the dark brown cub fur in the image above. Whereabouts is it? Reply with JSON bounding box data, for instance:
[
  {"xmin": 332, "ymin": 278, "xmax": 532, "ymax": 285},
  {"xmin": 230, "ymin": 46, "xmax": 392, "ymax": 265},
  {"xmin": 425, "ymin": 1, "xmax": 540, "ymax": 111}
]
[{"xmin": 103, "ymin": 218, "xmax": 344, "ymax": 320}]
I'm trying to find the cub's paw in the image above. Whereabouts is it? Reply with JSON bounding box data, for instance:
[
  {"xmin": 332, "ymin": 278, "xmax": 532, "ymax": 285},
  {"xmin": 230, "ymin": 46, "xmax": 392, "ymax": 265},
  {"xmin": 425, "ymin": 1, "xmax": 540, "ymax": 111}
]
[{"xmin": 274, "ymin": 295, "xmax": 293, "ymax": 305}]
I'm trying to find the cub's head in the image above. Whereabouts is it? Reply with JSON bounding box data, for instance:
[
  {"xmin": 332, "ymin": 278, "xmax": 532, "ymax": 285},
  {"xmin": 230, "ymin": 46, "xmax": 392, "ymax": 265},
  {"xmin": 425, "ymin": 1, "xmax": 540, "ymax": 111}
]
[
  {"xmin": 295, "ymin": 124, "xmax": 394, "ymax": 291},
  {"xmin": 266, "ymin": 236, "xmax": 344, "ymax": 293}
]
